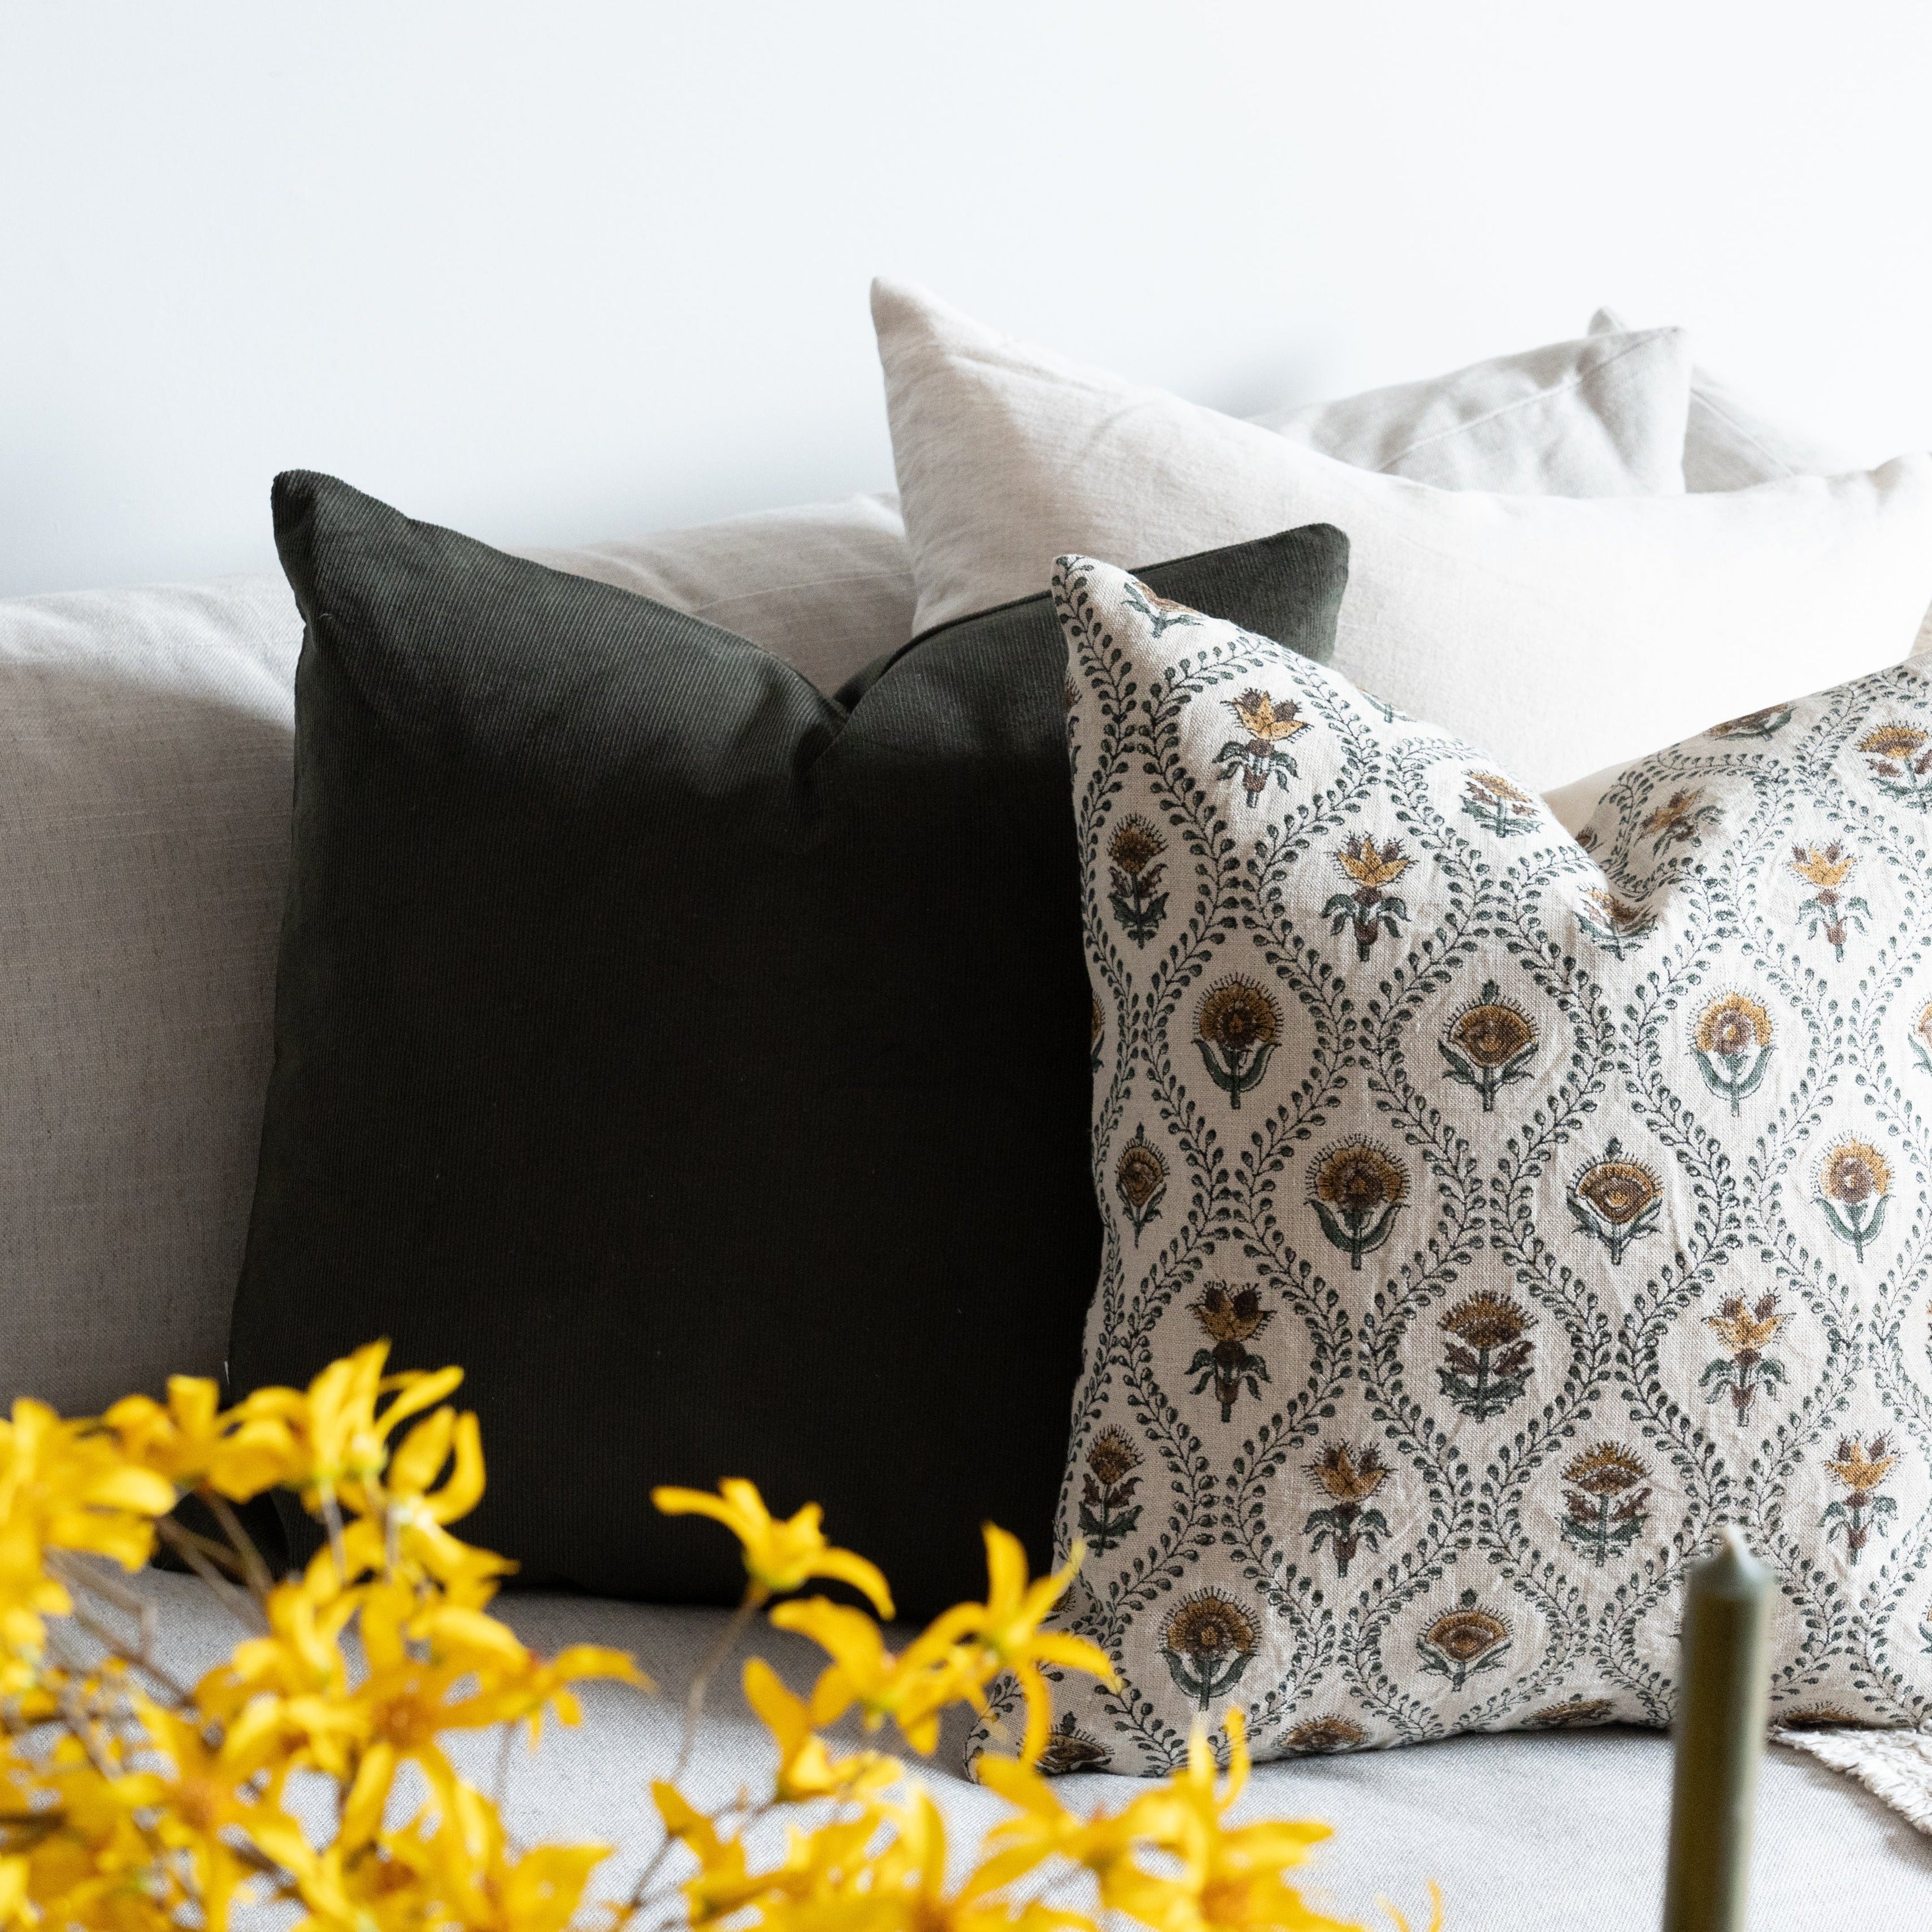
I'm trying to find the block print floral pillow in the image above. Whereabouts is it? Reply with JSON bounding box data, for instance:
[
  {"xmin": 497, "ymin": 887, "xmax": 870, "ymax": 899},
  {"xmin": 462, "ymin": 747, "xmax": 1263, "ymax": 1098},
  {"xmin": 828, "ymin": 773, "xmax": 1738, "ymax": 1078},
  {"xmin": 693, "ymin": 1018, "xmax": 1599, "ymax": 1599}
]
[{"xmin": 1014, "ymin": 552, "xmax": 1932, "ymax": 1777}]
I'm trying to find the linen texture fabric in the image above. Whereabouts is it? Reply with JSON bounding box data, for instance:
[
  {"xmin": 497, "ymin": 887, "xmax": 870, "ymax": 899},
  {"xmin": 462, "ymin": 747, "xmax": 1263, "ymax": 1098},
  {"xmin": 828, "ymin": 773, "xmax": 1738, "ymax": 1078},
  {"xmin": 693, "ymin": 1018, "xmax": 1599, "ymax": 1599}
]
[
  {"xmin": 1029, "ymin": 553, "xmax": 1932, "ymax": 1775},
  {"xmin": 874, "ymin": 280, "xmax": 1932, "ymax": 791},
  {"xmin": 226, "ymin": 474, "xmax": 1349, "ymax": 1615}
]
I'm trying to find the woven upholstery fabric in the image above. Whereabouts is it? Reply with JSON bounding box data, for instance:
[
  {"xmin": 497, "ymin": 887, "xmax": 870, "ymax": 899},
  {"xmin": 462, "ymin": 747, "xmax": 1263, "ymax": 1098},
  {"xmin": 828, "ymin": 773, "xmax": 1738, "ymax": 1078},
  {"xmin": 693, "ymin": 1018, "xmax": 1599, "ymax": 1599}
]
[
  {"xmin": 226, "ymin": 474, "xmax": 1349, "ymax": 1614},
  {"xmin": 1022, "ymin": 553, "xmax": 1932, "ymax": 1774}
]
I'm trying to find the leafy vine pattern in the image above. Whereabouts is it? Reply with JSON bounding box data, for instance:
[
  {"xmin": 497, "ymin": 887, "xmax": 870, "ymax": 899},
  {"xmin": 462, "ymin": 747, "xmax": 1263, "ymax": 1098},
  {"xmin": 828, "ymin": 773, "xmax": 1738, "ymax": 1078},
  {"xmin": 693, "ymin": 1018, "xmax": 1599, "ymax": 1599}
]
[{"xmin": 989, "ymin": 557, "xmax": 1932, "ymax": 1778}]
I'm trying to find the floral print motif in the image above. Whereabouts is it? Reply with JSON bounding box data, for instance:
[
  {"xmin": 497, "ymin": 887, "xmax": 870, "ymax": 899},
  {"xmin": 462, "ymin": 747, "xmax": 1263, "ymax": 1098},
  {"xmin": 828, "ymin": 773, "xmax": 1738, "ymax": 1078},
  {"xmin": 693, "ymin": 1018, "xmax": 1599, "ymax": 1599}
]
[
  {"xmin": 1860, "ymin": 721, "xmax": 1932, "ymax": 805},
  {"xmin": 1217, "ymin": 690, "xmax": 1308, "ymax": 805},
  {"xmin": 1461, "ymin": 771, "xmax": 1538, "ymax": 837},
  {"xmin": 1700, "ymin": 1293, "xmax": 1790, "ymax": 1421},
  {"xmin": 1417, "ymin": 1590, "xmax": 1511, "ymax": 1692},
  {"xmin": 1187, "ymin": 1283, "xmax": 1273, "ymax": 1422},
  {"xmin": 1113, "ymin": 1125, "xmax": 1167, "ymax": 1247},
  {"xmin": 1193, "ymin": 976, "xmax": 1280, "ymax": 1109},
  {"xmin": 1306, "ymin": 1138, "xmax": 1408, "ymax": 1272},
  {"xmin": 1814, "ymin": 1138, "xmax": 1891, "ymax": 1262},
  {"xmin": 1642, "ymin": 787, "xmax": 1721, "ymax": 853},
  {"xmin": 1030, "ymin": 554, "xmax": 1932, "ymax": 1778},
  {"xmin": 1108, "ymin": 814, "xmax": 1170, "ymax": 947},
  {"xmin": 1436, "ymin": 1292, "xmax": 1535, "ymax": 1419},
  {"xmin": 1078, "ymin": 1427, "xmax": 1143, "ymax": 1556},
  {"xmin": 1322, "ymin": 835, "xmax": 1414, "ymax": 962},
  {"xmin": 1160, "ymin": 1591, "xmax": 1257, "ymax": 1710},
  {"xmin": 1566, "ymin": 1140, "xmax": 1661, "ymax": 1265},
  {"xmin": 1303, "ymin": 1442, "xmax": 1392, "ymax": 1578},
  {"xmin": 1688, "ymin": 990, "xmax": 1775, "ymax": 1115},
  {"xmin": 1788, "ymin": 843, "xmax": 1867, "ymax": 960},
  {"xmin": 1558, "ymin": 1444, "xmax": 1651, "ymax": 1568},
  {"xmin": 1823, "ymin": 1436, "xmax": 1899, "ymax": 1565},
  {"xmin": 1439, "ymin": 982, "xmax": 1538, "ymax": 1112}
]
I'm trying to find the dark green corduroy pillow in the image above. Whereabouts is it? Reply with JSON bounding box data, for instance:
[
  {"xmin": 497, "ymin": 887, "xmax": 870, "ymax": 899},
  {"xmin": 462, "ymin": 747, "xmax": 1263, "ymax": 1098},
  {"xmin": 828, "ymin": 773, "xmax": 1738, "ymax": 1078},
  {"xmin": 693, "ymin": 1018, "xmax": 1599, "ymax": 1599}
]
[{"xmin": 228, "ymin": 473, "xmax": 1348, "ymax": 1615}]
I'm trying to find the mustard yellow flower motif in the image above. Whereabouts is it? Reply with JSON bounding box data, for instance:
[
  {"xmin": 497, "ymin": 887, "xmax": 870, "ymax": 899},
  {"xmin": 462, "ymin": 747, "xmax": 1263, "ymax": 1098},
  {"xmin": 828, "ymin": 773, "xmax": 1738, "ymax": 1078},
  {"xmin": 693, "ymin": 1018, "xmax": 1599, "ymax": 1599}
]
[
  {"xmin": 1109, "ymin": 814, "xmax": 1171, "ymax": 946},
  {"xmin": 1303, "ymin": 1442, "xmax": 1391, "ymax": 1578},
  {"xmin": 741, "ymin": 1656, "xmax": 896, "ymax": 1803},
  {"xmin": 1123, "ymin": 577, "xmax": 1203, "ymax": 638},
  {"xmin": 1324, "ymin": 835, "xmax": 1414, "ymax": 962},
  {"xmin": 1416, "ymin": 1590, "xmax": 1510, "ymax": 1693},
  {"xmin": 1523, "ymin": 1696, "xmax": 1615, "ymax": 1730},
  {"xmin": 1187, "ymin": 1284, "xmax": 1273, "ymax": 1423},
  {"xmin": 1859, "ymin": 720, "xmax": 1932, "ymax": 804},
  {"xmin": 1688, "ymin": 989, "xmax": 1774, "ymax": 1115},
  {"xmin": 1640, "ymin": 787, "xmax": 1720, "ymax": 853},
  {"xmin": 1559, "ymin": 1443, "xmax": 1650, "ymax": 1567},
  {"xmin": 1567, "ymin": 1139, "xmax": 1662, "ymax": 1265},
  {"xmin": 1306, "ymin": 1138, "xmax": 1408, "ymax": 1273},
  {"xmin": 1700, "ymin": 1292, "xmax": 1790, "ymax": 1421},
  {"xmin": 1814, "ymin": 1136, "xmax": 1892, "ymax": 1262},
  {"xmin": 1194, "ymin": 977, "xmax": 1282, "ymax": 1110},
  {"xmin": 652, "ymin": 1477, "xmax": 893, "ymax": 1614},
  {"xmin": 1218, "ymin": 691, "xmax": 1309, "ymax": 805},
  {"xmin": 1439, "ymin": 982, "xmax": 1537, "ymax": 1113},
  {"xmin": 1824, "ymin": 1435, "xmax": 1900, "ymax": 1566},
  {"xmin": 1787, "ymin": 842, "xmax": 1867, "ymax": 960},
  {"xmin": 1078, "ymin": 1427, "xmax": 1144, "ymax": 1557},
  {"xmin": 1575, "ymin": 885, "xmax": 1655, "ymax": 960},
  {"xmin": 1115, "ymin": 1125, "xmax": 1169, "ymax": 1247},
  {"xmin": 1159, "ymin": 1592, "xmax": 1257, "ymax": 1713},
  {"xmin": 1035, "ymin": 1709, "xmax": 1113, "ymax": 1775},
  {"xmin": 1436, "ymin": 1291, "xmax": 1535, "ymax": 1420},
  {"xmin": 1280, "ymin": 1715, "xmax": 1366, "ymax": 1755},
  {"xmin": 1912, "ymin": 999, "xmax": 1932, "ymax": 1078},
  {"xmin": 1708, "ymin": 702, "xmax": 1795, "ymax": 740},
  {"xmin": 1460, "ymin": 770, "xmax": 1538, "ymax": 837}
]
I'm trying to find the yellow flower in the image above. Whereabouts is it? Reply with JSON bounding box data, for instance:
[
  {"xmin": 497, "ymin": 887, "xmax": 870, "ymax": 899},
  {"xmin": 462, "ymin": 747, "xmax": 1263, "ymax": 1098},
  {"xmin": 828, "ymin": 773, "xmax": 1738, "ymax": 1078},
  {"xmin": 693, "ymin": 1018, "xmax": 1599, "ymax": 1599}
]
[
  {"xmin": 652, "ymin": 1478, "xmax": 893, "ymax": 1615},
  {"xmin": 1704, "ymin": 1293, "xmax": 1788, "ymax": 1356},
  {"xmin": 1818, "ymin": 1139, "xmax": 1891, "ymax": 1206},
  {"xmin": 1334, "ymin": 836, "xmax": 1411, "ymax": 891},
  {"xmin": 1101, "ymin": 1712, "xmax": 1354, "ymax": 1932},
  {"xmin": 1826, "ymin": 1435, "xmax": 1898, "ymax": 1496},
  {"xmin": 769, "ymin": 1597, "xmax": 978, "ymax": 1755},
  {"xmin": 1230, "ymin": 691, "xmax": 1308, "ymax": 744},
  {"xmin": 741, "ymin": 1657, "xmax": 897, "ymax": 1803},
  {"xmin": 114, "ymin": 1698, "xmax": 315, "ymax": 1932},
  {"xmin": 1308, "ymin": 1442, "xmax": 1390, "ymax": 1506},
  {"xmin": 1790, "ymin": 843, "xmax": 1856, "ymax": 891},
  {"xmin": 0, "ymin": 1399, "xmax": 176, "ymax": 1664},
  {"xmin": 234, "ymin": 1342, "xmax": 469, "ymax": 1526},
  {"xmin": 1695, "ymin": 992, "xmax": 1772, "ymax": 1057},
  {"xmin": 918, "ymin": 1527, "xmax": 1118, "ymax": 1766},
  {"xmin": 104, "ymin": 1376, "xmax": 303, "ymax": 1501}
]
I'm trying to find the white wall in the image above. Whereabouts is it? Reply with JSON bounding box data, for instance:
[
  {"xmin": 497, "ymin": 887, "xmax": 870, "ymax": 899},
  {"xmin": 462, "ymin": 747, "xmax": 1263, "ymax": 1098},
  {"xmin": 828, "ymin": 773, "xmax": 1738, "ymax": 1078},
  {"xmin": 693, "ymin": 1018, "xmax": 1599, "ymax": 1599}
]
[{"xmin": 3, "ymin": 0, "xmax": 1928, "ymax": 598}]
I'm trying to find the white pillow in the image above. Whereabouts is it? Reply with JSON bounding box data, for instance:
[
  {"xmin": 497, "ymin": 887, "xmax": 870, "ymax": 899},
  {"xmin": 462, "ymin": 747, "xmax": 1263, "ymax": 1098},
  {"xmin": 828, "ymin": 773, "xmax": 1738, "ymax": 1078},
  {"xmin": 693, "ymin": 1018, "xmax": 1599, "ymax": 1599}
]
[
  {"xmin": 1588, "ymin": 305, "xmax": 1857, "ymax": 492},
  {"xmin": 873, "ymin": 278, "xmax": 1932, "ymax": 789},
  {"xmin": 1258, "ymin": 325, "xmax": 1690, "ymax": 497}
]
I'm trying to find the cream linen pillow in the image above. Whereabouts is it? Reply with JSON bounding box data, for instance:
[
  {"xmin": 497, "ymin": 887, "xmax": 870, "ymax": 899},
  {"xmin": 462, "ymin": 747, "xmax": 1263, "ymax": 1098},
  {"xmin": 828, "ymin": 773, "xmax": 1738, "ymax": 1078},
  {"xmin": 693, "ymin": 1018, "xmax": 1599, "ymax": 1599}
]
[
  {"xmin": 873, "ymin": 280, "xmax": 1932, "ymax": 790},
  {"xmin": 1587, "ymin": 306, "xmax": 1858, "ymax": 493},
  {"xmin": 1257, "ymin": 325, "xmax": 1690, "ymax": 497}
]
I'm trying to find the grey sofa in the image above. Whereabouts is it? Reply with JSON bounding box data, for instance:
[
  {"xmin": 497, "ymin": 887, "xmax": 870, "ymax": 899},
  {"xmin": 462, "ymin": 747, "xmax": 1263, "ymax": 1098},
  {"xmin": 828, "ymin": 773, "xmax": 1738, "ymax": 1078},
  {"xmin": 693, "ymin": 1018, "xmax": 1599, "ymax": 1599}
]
[{"xmin": 7, "ymin": 539, "xmax": 1931, "ymax": 1930}]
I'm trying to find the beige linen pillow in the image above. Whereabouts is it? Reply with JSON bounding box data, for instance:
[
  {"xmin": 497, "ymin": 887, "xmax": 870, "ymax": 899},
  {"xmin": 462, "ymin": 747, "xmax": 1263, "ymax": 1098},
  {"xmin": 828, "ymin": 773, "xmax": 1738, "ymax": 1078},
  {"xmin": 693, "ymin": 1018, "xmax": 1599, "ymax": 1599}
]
[
  {"xmin": 1258, "ymin": 325, "xmax": 1691, "ymax": 497},
  {"xmin": 873, "ymin": 280, "xmax": 1932, "ymax": 791}
]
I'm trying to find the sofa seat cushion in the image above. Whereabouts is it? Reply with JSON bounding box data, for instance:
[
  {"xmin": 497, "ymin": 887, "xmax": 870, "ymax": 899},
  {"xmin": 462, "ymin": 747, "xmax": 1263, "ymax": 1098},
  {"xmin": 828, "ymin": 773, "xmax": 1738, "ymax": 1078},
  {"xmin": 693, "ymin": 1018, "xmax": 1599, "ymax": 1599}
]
[{"xmin": 121, "ymin": 1570, "xmax": 1932, "ymax": 1930}]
